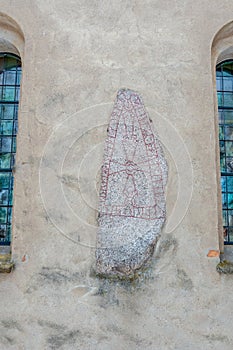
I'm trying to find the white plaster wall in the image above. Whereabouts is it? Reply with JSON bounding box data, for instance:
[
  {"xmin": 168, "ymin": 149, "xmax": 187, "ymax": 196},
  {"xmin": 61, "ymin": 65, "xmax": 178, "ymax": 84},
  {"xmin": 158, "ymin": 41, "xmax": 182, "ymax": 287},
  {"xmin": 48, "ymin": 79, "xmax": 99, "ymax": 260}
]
[{"xmin": 0, "ymin": 1, "xmax": 232, "ymax": 349}]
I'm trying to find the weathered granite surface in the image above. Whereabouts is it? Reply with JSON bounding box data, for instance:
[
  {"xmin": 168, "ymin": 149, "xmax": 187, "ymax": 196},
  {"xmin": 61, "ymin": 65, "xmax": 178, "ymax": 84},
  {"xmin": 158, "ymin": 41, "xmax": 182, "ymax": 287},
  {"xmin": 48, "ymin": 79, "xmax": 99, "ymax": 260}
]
[{"xmin": 96, "ymin": 89, "xmax": 167, "ymax": 277}]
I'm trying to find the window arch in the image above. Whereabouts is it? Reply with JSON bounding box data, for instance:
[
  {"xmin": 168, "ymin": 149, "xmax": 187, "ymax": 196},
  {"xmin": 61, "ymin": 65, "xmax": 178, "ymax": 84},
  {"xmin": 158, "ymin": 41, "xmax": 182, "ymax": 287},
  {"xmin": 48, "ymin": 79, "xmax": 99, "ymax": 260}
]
[{"xmin": 0, "ymin": 53, "xmax": 21, "ymax": 246}]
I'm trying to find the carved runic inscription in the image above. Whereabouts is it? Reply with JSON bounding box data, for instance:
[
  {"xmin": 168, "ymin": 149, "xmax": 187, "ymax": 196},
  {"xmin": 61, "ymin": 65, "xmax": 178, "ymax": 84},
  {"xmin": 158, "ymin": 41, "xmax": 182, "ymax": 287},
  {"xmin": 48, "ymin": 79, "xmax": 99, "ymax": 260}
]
[{"xmin": 96, "ymin": 89, "xmax": 167, "ymax": 277}]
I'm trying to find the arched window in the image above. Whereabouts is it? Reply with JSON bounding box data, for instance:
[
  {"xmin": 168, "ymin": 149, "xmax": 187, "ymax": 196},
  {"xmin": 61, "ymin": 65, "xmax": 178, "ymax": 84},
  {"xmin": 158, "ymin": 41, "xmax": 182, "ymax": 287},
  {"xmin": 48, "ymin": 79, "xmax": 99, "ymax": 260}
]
[
  {"xmin": 0, "ymin": 53, "xmax": 21, "ymax": 246},
  {"xmin": 217, "ymin": 60, "xmax": 233, "ymax": 244}
]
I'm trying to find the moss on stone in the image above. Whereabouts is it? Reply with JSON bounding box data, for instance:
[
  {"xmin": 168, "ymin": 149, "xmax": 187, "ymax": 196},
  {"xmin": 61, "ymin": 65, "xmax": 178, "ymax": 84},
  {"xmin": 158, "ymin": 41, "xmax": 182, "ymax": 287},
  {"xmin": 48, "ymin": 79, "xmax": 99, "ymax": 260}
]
[
  {"xmin": 96, "ymin": 271, "xmax": 140, "ymax": 282},
  {"xmin": 0, "ymin": 254, "xmax": 12, "ymax": 261},
  {"xmin": 94, "ymin": 259, "xmax": 153, "ymax": 284},
  {"xmin": 0, "ymin": 255, "xmax": 14, "ymax": 273},
  {"xmin": 216, "ymin": 260, "xmax": 233, "ymax": 274}
]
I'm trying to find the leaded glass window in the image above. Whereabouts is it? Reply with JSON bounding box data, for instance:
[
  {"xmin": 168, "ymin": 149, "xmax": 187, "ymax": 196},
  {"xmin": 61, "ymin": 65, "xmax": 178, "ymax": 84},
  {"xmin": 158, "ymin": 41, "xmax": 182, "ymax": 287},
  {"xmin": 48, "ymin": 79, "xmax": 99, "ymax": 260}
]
[
  {"xmin": 0, "ymin": 53, "xmax": 21, "ymax": 245},
  {"xmin": 217, "ymin": 60, "xmax": 233, "ymax": 244}
]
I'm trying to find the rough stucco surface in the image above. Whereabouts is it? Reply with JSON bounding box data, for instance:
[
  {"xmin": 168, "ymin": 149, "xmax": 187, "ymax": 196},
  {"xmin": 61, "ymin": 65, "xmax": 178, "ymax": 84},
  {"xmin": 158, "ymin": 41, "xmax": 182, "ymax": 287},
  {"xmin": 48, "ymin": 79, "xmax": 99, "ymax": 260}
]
[
  {"xmin": 96, "ymin": 89, "xmax": 167, "ymax": 276},
  {"xmin": 1, "ymin": 1, "xmax": 233, "ymax": 349}
]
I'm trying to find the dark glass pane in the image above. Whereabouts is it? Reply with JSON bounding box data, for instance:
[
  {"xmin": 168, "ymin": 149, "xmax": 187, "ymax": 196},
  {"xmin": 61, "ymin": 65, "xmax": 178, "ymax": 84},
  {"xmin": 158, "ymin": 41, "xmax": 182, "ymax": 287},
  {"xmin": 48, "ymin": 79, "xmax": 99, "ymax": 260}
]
[
  {"xmin": 219, "ymin": 126, "xmax": 224, "ymax": 140},
  {"xmin": 228, "ymin": 227, "xmax": 233, "ymax": 241},
  {"xmin": 216, "ymin": 67, "xmax": 222, "ymax": 76},
  {"xmin": 222, "ymin": 193, "xmax": 227, "ymax": 208},
  {"xmin": 0, "ymin": 120, "xmax": 13, "ymax": 135},
  {"xmin": 220, "ymin": 140, "xmax": 225, "ymax": 153},
  {"xmin": 0, "ymin": 104, "xmax": 15, "ymax": 119},
  {"xmin": 218, "ymin": 92, "xmax": 223, "ymax": 106},
  {"xmin": 223, "ymin": 93, "xmax": 233, "ymax": 107},
  {"xmin": 12, "ymin": 137, "xmax": 16, "ymax": 152},
  {"xmin": 15, "ymin": 105, "xmax": 18, "ymax": 119},
  {"xmin": 13, "ymin": 121, "xmax": 17, "ymax": 135},
  {"xmin": 0, "ymin": 207, "xmax": 7, "ymax": 223},
  {"xmin": 16, "ymin": 71, "xmax": 21, "ymax": 85},
  {"xmin": 224, "ymin": 110, "xmax": 233, "ymax": 124},
  {"xmin": 4, "ymin": 71, "xmax": 16, "ymax": 85},
  {"xmin": 5, "ymin": 225, "xmax": 11, "ymax": 241},
  {"xmin": 15, "ymin": 87, "xmax": 20, "ymax": 101},
  {"xmin": 227, "ymin": 176, "xmax": 233, "ymax": 192},
  {"xmin": 2, "ymin": 86, "xmax": 15, "ymax": 101},
  {"xmin": 228, "ymin": 211, "xmax": 233, "ymax": 226},
  {"xmin": 226, "ymin": 141, "xmax": 233, "ymax": 156},
  {"xmin": 0, "ymin": 137, "xmax": 12, "ymax": 152},
  {"xmin": 0, "ymin": 153, "xmax": 11, "ymax": 169},
  {"xmin": 0, "ymin": 224, "xmax": 11, "ymax": 242},
  {"xmin": 225, "ymin": 126, "xmax": 233, "ymax": 140},
  {"xmin": 11, "ymin": 154, "xmax": 15, "ymax": 167},
  {"xmin": 0, "ymin": 225, "xmax": 6, "ymax": 239},
  {"xmin": 221, "ymin": 176, "xmax": 226, "ymax": 191},
  {"xmin": 8, "ymin": 188, "xmax": 13, "ymax": 205},
  {"xmin": 7, "ymin": 207, "xmax": 12, "ymax": 223},
  {"xmin": 0, "ymin": 57, "xmax": 4, "ymax": 72},
  {"xmin": 226, "ymin": 157, "xmax": 233, "ymax": 172},
  {"xmin": 5, "ymin": 56, "xmax": 20, "ymax": 70},
  {"xmin": 222, "ymin": 63, "xmax": 233, "ymax": 76},
  {"xmin": 0, "ymin": 173, "xmax": 10, "ymax": 188},
  {"xmin": 216, "ymin": 77, "xmax": 222, "ymax": 90},
  {"xmin": 218, "ymin": 110, "xmax": 224, "ymax": 123},
  {"xmin": 220, "ymin": 154, "xmax": 226, "ymax": 172},
  {"xmin": 223, "ymin": 210, "xmax": 228, "ymax": 226},
  {"xmin": 0, "ymin": 72, "xmax": 3, "ymax": 85},
  {"xmin": 223, "ymin": 77, "xmax": 233, "ymax": 91},
  {"xmin": 228, "ymin": 193, "xmax": 233, "ymax": 209},
  {"xmin": 0, "ymin": 189, "xmax": 8, "ymax": 205}
]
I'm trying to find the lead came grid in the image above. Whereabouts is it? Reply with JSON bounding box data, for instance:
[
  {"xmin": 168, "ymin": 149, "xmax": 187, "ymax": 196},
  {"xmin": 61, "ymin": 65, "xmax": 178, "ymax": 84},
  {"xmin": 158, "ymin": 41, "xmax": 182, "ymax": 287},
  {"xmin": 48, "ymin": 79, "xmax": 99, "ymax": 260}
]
[
  {"xmin": 0, "ymin": 54, "xmax": 21, "ymax": 245},
  {"xmin": 217, "ymin": 61, "xmax": 233, "ymax": 244}
]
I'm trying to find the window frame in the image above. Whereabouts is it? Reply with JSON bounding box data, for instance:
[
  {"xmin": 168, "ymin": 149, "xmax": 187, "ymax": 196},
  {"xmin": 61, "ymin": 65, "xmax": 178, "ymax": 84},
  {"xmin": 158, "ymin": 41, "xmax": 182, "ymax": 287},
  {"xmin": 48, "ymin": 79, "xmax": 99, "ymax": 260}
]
[
  {"xmin": 216, "ymin": 59, "xmax": 233, "ymax": 245},
  {"xmin": 0, "ymin": 52, "xmax": 21, "ymax": 246}
]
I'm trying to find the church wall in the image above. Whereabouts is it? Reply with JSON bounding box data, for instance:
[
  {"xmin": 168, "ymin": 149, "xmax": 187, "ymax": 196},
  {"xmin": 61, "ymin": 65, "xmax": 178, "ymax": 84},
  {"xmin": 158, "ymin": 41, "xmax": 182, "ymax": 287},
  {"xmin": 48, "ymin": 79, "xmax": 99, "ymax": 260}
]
[{"xmin": 0, "ymin": 1, "xmax": 232, "ymax": 349}]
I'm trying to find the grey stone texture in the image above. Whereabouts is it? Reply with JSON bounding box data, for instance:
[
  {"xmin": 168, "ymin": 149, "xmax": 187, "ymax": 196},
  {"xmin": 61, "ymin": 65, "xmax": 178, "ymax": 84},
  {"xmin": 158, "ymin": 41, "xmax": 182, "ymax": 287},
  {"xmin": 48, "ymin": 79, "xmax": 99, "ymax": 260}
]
[
  {"xmin": 0, "ymin": 1, "xmax": 232, "ymax": 349},
  {"xmin": 96, "ymin": 89, "xmax": 167, "ymax": 277}
]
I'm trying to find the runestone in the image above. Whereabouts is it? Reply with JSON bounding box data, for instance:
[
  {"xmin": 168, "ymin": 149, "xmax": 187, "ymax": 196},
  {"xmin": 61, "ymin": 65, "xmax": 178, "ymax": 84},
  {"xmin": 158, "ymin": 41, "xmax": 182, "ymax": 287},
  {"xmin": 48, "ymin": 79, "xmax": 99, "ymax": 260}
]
[{"xmin": 96, "ymin": 89, "xmax": 167, "ymax": 277}]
